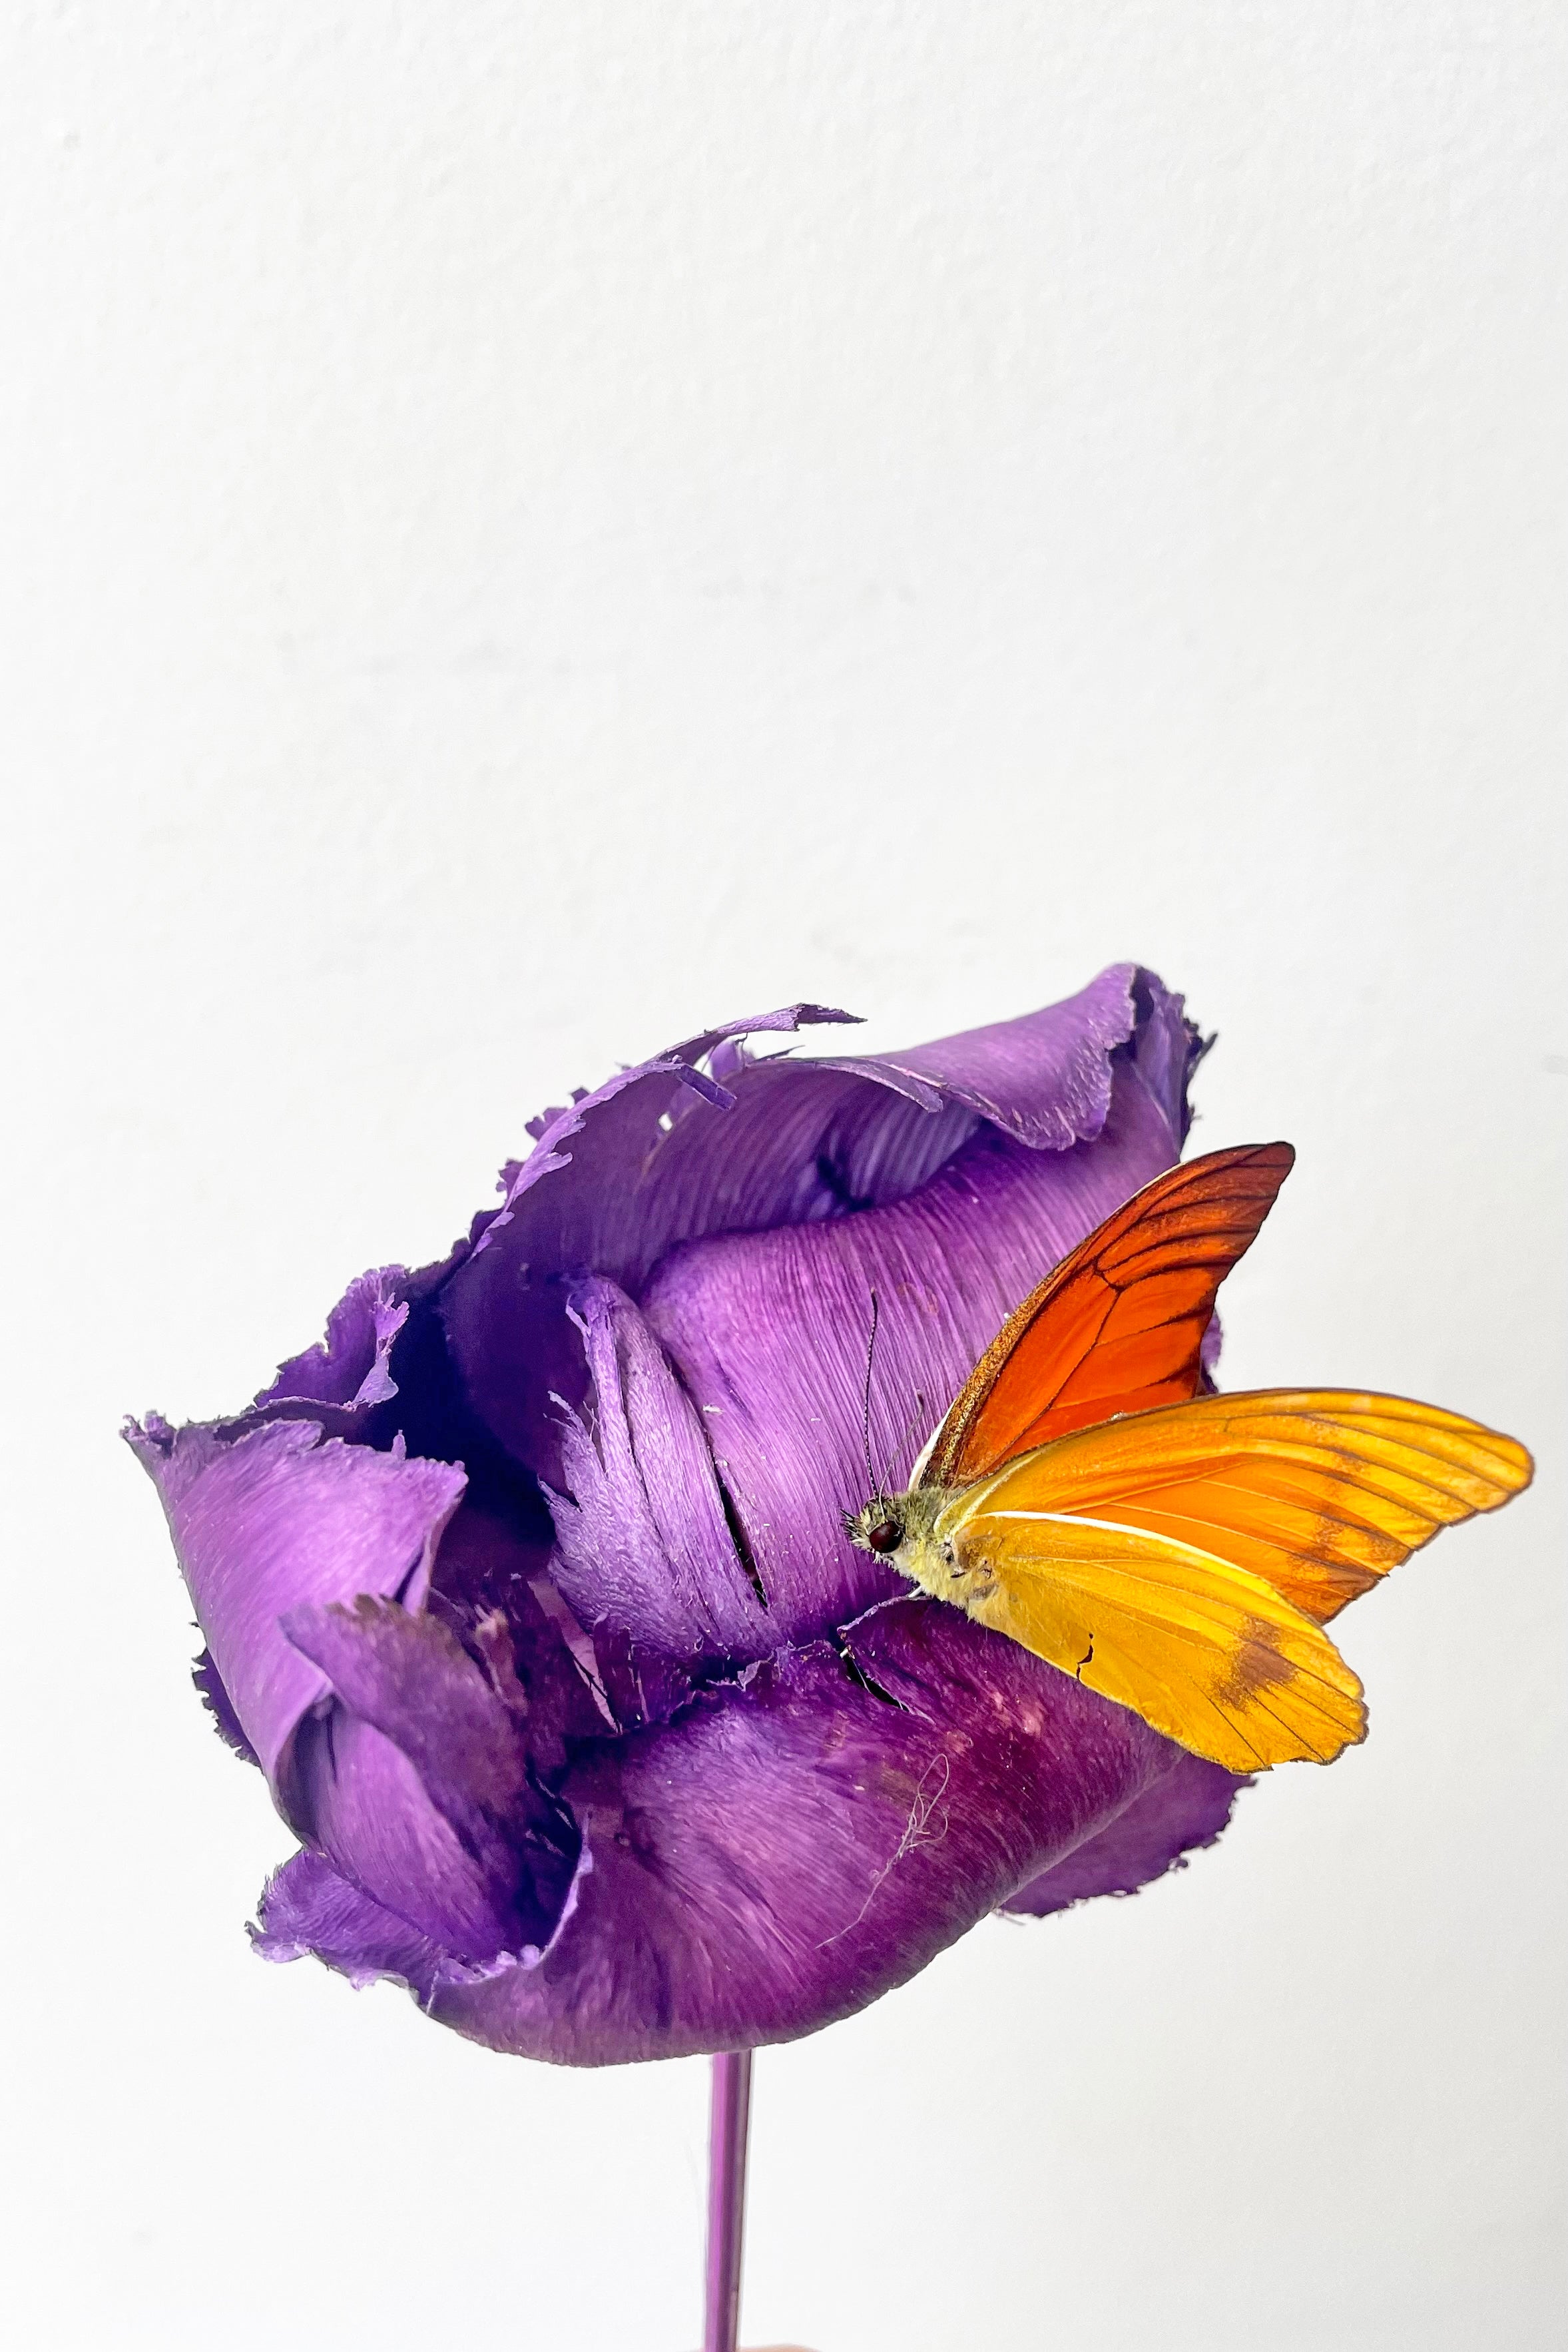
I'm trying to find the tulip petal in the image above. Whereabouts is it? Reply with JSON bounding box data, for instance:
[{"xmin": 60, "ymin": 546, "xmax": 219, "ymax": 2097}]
[
  {"xmin": 547, "ymin": 1277, "xmax": 773, "ymax": 1661},
  {"xmin": 278, "ymin": 1600, "xmax": 584, "ymax": 1961},
  {"xmin": 999, "ymin": 1753, "xmax": 1248, "ymax": 1915},
  {"xmin": 440, "ymin": 1004, "xmax": 878, "ymax": 1483},
  {"xmin": 125, "ymin": 1415, "xmax": 465, "ymax": 1786},
  {"xmin": 423, "ymin": 1601, "xmax": 1186, "ymax": 2064},
  {"xmin": 191, "ymin": 1649, "xmax": 259, "ymax": 1765},
  {"xmin": 426, "ymin": 1502, "xmax": 609, "ymax": 1767},
  {"xmin": 287, "ymin": 1708, "xmax": 529, "ymax": 1962},
  {"xmin": 640, "ymin": 1061, "xmax": 1183, "ymax": 1642},
  {"xmin": 255, "ymin": 1266, "xmax": 410, "ymax": 1416},
  {"xmin": 281, "ymin": 1596, "xmax": 531, "ymax": 1828},
  {"xmin": 827, "ymin": 961, "xmax": 1157, "ymax": 1151},
  {"xmin": 252, "ymin": 1849, "xmax": 461, "ymax": 1996},
  {"xmin": 439, "ymin": 970, "xmax": 1198, "ymax": 1492},
  {"xmin": 1126, "ymin": 967, "xmax": 1207, "ymax": 1145}
]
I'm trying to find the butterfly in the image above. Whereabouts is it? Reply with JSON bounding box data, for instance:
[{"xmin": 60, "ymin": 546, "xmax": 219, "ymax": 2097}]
[{"xmin": 846, "ymin": 1143, "xmax": 1532, "ymax": 1772}]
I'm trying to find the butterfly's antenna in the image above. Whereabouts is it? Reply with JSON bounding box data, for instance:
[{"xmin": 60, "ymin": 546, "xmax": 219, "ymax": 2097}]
[
  {"xmin": 883, "ymin": 1389, "xmax": 928, "ymax": 1496},
  {"xmin": 861, "ymin": 1291, "xmax": 880, "ymax": 1502}
]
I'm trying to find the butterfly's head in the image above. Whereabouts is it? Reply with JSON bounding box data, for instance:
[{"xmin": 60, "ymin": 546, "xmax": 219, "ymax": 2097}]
[
  {"xmin": 847, "ymin": 1487, "xmax": 959, "ymax": 1604},
  {"xmin": 846, "ymin": 1483, "xmax": 947, "ymax": 1573},
  {"xmin": 846, "ymin": 1496, "xmax": 906, "ymax": 1559}
]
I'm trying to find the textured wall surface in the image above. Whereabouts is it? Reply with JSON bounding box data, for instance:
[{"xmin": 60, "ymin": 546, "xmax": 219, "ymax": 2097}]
[{"xmin": 2, "ymin": 7, "xmax": 1563, "ymax": 2347}]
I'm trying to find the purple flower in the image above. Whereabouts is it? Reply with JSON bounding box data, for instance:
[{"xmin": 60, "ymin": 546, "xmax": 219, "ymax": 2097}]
[{"xmin": 129, "ymin": 964, "xmax": 1246, "ymax": 2065}]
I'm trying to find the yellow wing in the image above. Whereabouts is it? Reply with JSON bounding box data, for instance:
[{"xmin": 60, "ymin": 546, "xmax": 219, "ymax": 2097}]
[
  {"xmin": 945, "ymin": 1509, "xmax": 1366, "ymax": 1772},
  {"xmin": 925, "ymin": 1389, "xmax": 1530, "ymax": 1772}
]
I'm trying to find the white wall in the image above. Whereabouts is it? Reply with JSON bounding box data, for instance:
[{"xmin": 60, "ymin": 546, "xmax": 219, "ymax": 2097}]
[{"xmin": 2, "ymin": 7, "xmax": 1563, "ymax": 2348}]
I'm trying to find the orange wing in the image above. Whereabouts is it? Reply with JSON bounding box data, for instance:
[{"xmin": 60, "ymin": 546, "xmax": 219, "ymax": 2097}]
[
  {"xmin": 920, "ymin": 1143, "xmax": 1295, "ymax": 1488},
  {"xmin": 957, "ymin": 1389, "xmax": 1535, "ymax": 1625}
]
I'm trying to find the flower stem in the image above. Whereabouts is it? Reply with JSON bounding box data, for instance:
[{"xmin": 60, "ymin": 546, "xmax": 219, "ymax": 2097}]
[{"xmin": 704, "ymin": 2050, "xmax": 753, "ymax": 2352}]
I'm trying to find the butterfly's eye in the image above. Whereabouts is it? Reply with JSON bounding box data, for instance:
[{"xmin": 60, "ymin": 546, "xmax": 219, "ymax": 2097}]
[{"xmin": 865, "ymin": 1516, "xmax": 903, "ymax": 1554}]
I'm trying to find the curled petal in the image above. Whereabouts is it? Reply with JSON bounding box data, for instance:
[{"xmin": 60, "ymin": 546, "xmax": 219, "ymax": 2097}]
[
  {"xmin": 256, "ymin": 1266, "xmax": 410, "ymax": 1416},
  {"xmin": 427, "ymin": 1503, "xmax": 609, "ymax": 1772},
  {"xmin": 125, "ymin": 1415, "xmax": 464, "ymax": 1785},
  {"xmin": 281, "ymin": 1597, "xmax": 531, "ymax": 1831},
  {"xmin": 280, "ymin": 1599, "xmax": 578, "ymax": 1963},
  {"xmin": 425, "ymin": 1601, "xmax": 1185, "ymax": 2064},
  {"xmin": 288, "ymin": 1708, "xmax": 527, "ymax": 1963},
  {"xmin": 441, "ymin": 1004, "xmax": 874, "ymax": 1482},
  {"xmin": 192, "ymin": 1650, "xmax": 258, "ymax": 1765},
  {"xmin": 547, "ymin": 1278, "xmax": 772, "ymax": 1661},
  {"xmin": 1125, "ymin": 967, "xmax": 1206, "ymax": 1145},
  {"xmin": 254, "ymin": 1849, "xmax": 472, "ymax": 1998},
  {"xmin": 830, "ymin": 962, "xmax": 1151, "ymax": 1149}
]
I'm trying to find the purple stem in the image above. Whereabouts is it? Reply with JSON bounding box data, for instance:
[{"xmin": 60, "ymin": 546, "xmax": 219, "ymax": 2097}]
[{"xmin": 704, "ymin": 2050, "xmax": 754, "ymax": 2352}]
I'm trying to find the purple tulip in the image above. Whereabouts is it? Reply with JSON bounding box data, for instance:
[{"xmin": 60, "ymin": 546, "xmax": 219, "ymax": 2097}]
[{"xmin": 129, "ymin": 964, "xmax": 1247, "ymax": 2066}]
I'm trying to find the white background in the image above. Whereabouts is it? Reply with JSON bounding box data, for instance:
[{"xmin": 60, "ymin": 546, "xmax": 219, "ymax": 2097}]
[{"xmin": 2, "ymin": 7, "xmax": 1563, "ymax": 2349}]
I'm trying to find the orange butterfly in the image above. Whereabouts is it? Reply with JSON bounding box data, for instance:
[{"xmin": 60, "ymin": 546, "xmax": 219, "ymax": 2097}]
[{"xmin": 848, "ymin": 1145, "xmax": 1532, "ymax": 1773}]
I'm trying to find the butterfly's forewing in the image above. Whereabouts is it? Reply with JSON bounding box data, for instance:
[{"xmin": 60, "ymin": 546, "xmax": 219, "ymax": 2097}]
[
  {"xmin": 950, "ymin": 1511, "xmax": 1367, "ymax": 1772},
  {"xmin": 960, "ymin": 1390, "xmax": 1534, "ymax": 1623},
  {"xmin": 931, "ymin": 1388, "xmax": 1531, "ymax": 1769},
  {"xmin": 919, "ymin": 1142, "xmax": 1296, "ymax": 1488}
]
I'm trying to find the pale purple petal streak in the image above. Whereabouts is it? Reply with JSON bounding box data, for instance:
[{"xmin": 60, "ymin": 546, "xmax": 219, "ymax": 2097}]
[{"xmin": 547, "ymin": 1278, "xmax": 772, "ymax": 1660}]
